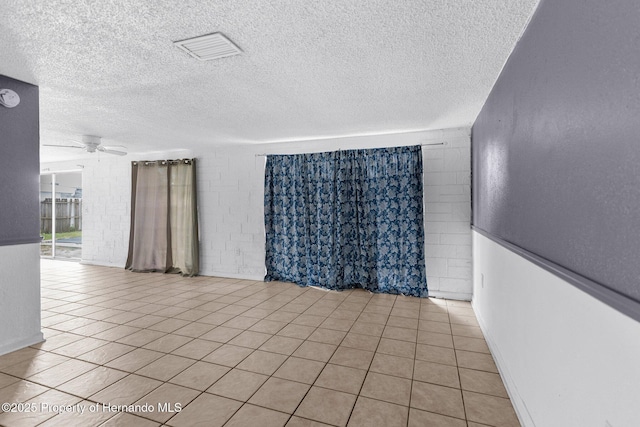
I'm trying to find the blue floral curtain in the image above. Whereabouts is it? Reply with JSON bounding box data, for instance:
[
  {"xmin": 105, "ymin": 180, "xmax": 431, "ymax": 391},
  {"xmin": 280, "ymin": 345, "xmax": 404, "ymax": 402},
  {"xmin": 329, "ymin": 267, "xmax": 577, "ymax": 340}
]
[{"xmin": 264, "ymin": 145, "xmax": 427, "ymax": 297}]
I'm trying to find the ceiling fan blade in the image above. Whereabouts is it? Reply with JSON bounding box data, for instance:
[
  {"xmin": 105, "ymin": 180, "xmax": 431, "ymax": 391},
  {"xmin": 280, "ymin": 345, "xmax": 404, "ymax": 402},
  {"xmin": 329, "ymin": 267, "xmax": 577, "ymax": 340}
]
[
  {"xmin": 42, "ymin": 144, "xmax": 85, "ymax": 149},
  {"xmin": 97, "ymin": 146, "xmax": 127, "ymax": 156}
]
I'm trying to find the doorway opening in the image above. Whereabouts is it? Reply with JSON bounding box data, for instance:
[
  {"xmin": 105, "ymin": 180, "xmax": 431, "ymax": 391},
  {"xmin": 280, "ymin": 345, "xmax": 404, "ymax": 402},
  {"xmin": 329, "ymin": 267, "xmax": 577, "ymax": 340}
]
[{"xmin": 39, "ymin": 171, "xmax": 83, "ymax": 260}]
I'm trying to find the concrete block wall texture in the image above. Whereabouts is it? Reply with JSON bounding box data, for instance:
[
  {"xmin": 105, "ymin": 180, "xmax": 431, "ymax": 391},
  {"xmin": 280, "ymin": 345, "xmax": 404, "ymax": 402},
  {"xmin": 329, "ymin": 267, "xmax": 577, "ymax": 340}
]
[{"xmin": 42, "ymin": 127, "xmax": 472, "ymax": 299}]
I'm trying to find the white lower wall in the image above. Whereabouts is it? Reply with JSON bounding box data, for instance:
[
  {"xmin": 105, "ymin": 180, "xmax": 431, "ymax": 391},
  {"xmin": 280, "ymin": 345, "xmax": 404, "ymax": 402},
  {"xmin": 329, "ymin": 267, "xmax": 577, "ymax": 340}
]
[
  {"xmin": 42, "ymin": 128, "xmax": 472, "ymax": 298},
  {"xmin": 472, "ymin": 231, "xmax": 640, "ymax": 427},
  {"xmin": 0, "ymin": 243, "xmax": 43, "ymax": 356}
]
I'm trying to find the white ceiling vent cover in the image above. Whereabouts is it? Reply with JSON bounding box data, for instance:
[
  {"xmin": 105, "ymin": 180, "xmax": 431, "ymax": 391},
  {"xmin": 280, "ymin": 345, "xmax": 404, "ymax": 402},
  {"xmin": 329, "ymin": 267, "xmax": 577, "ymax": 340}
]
[{"xmin": 174, "ymin": 32, "xmax": 242, "ymax": 61}]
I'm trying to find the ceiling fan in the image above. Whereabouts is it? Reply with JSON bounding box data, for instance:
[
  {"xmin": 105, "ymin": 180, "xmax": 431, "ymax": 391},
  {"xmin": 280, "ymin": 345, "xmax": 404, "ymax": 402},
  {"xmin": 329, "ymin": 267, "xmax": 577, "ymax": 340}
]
[{"xmin": 44, "ymin": 135, "xmax": 127, "ymax": 156}]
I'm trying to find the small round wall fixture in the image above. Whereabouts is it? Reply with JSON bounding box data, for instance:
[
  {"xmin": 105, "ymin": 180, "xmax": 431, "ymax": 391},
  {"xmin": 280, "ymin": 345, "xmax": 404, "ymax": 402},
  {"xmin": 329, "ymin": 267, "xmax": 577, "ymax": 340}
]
[{"xmin": 0, "ymin": 89, "xmax": 20, "ymax": 108}]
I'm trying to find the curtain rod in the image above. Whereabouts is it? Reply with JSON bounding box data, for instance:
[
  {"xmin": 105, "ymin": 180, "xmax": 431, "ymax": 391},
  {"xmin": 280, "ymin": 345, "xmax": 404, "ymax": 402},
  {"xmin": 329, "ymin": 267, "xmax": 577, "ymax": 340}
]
[{"xmin": 254, "ymin": 142, "xmax": 447, "ymax": 157}]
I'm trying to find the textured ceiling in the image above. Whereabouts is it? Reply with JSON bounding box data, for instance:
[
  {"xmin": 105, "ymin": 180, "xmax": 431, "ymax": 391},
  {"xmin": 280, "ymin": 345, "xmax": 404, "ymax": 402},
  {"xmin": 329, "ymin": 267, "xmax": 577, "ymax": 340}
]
[{"xmin": 0, "ymin": 0, "xmax": 539, "ymax": 161}]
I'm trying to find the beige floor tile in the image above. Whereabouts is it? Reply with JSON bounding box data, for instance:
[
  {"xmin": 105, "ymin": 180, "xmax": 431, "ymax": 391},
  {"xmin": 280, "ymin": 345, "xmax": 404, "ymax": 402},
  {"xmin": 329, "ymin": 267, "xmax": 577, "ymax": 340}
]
[
  {"xmin": 1, "ymin": 352, "xmax": 69, "ymax": 378},
  {"xmin": 390, "ymin": 307, "xmax": 419, "ymax": 319},
  {"xmin": 200, "ymin": 326, "xmax": 244, "ymax": 343},
  {"xmin": 207, "ymin": 368, "xmax": 268, "ymax": 401},
  {"xmin": 329, "ymin": 347, "xmax": 374, "ymax": 370},
  {"xmin": 449, "ymin": 313, "xmax": 480, "ymax": 327},
  {"xmin": 418, "ymin": 320, "xmax": 452, "ymax": 335},
  {"xmin": 202, "ymin": 344, "xmax": 254, "ymax": 367},
  {"xmin": 124, "ymin": 315, "xmax": 166, "ymax": 329},
  {"xmin": 307, "ymin": 328, "xmax": 347, "ymax": 345},
  {"xmin": 37, "ymin": 399, "xmax": 115, "ymax": 427},
  {"xmin": 51, "ymin": 337, "xmax": 109, "ymax": 357},
  {"xmin": 386, "ymin": 316, "xmax": 419, "ymax": 329},
  {"xmin": 259, "ymin": 335, "xmax": 304, "ymax": 355},
  {"xmin": 105, "ymin": 348, "xmax": 164, "ymax": 372},
  {"xmin": 417, "ymin": 331, "xmax": 454, "ymax": 348},
  {"xmin": 376, "ymin": 338, "xmax": 416, "ymax": 359},
  {"xmin": 408, "ymin": 407, "xmax": 467, "ymax": 427},
  {"xmin": 26, "ymin": 359, "xmax": 96, "ymax": 388},
  {"xmin": 249, "ymin": 377, "xmax": 310, "ymax": 413},
  {"xmin": 369, "ymin": 353, "xmax": 414, "ymax": 379},
  {"xmin": 459, "ymin": 368, "xmax": 509, "ymax": 398},
  {"xmin": 0, "ymin": 389, "xmax": 78, "ymax": 426},
  {"xmin": 222, "ymin": 315, "xmax": 261, "ymax": 330},
  {"xmin": 349, "ymin": 321, "xmax": 385, "ymax": 337},
  {"xmin": 225, "ymin": 403, "xmax": 291, "ymax": 427},
  {"xmin": 174, "ymin": 308, "xmax": 210, "ymax": 321},
  {"xmin": 314, "ymin": 364, "xmax": 367, "ymax": 395},
  {"xmin": 91, "ymin": 374, "xmax": 162, "ymax": 406},
  {"xmin": 57, "ymin": 366, "xmax": 128, "ymax": 397},
  {"xmin": 453, "ymin": 336, "xmax": 490, "ymax": 354},
  {"xmin": 382, "ymin": 326, "xmax": 417, "ymax": 342},
  {"xmin": 135, "ymin": 354, "xmax": 195, "ymax": 381},
  {"xmin": 143, "ymin": 334, "xmax": 193, "ymax": 353},
  {"xmin": 92, "ymin": 325, "xmax": 141, "ymax": 342},
  {"xmin": 348, "ymin": 396, "xmax": 408, "ymax": 427},
  {"xmin": 76, "ymin": 342, "xmax": 135, "ymax": 364},
  {"xmin": 357, "ymin": 313, "xmax": 388, "ymax": 325},
  {"xmin": 292, "ymin": 341, "xmax": 337, "ymax": 362},
  {"xmin": 340, "ymin": 332, "xmax": 380, "ymax": 352},
  {"xmin": 455, "ymin": 350, "xmax": 498, "ymax": 373},
  {"xmin": 463, "ymin": 391, "xmax": 520, "ymax": 426},
  {"xmin": 277, "ymin": 324, "xmax": 316, "ymax": 340},
  {"xmin": 360, "ymin": 372, "xmax": 412, "ymax": 406},
  {"xmin": 169, "ymin": 361, "xmax": 229, "ymax": 390},
  {"xmin": 148, "ymin": 318, "xmax": 191, "ymax": 333},
  {"xmin": 0, "ymin": 372, "xmax": 20, "ymax": 389},
  {"xmin": 292, "ymin": 314, "xmax": 326, "ymax": 327},
  {"xmin": 116, "ymin": 329, "xmax": 167, "ymax": 347},
  {"xmin": 218, "ymin": 304, "xmax": 250, "ymax": 316},
  {"xmin": 266, "ymin": 311, "xmax": 299, "ymax": 323},
  {"xmin": 413, "ymin": 360, "xmax": 460, "ymax": 388},
  {"xmin": 228, "ymin": 330, "xmax": 273, "ymax": 349},
  {"xmin": 450, "ymin": 324, "xmax": 484, "ymax": 339},
  {"xmin": 37, "ymin": 263, "xmax": 520, "ymax": 427},
  {"xmin": 415, "ymin": 344, "xmax": 457, "ymax": 366},
  {"xmin": 242, "ymin": 307, "xmax": 276, "ymax": 319},
  {"xmin": 295, "ymin": 386, "xmax": 357, "ymax": 427},
  {"xmin": 172, "ymin": 322, "xmax": 216, "ymax": 338},
  {"xmin": 171, "ymin": 338, "xmax": 221, "ymax": 359},
  {"xmin": 236, "ymin": 350, "xmax": 287, "ymax": 375},
  {"xmin": 319, "ymin": 317, "xmax": 354, "ymax": 332},
  {"xmin": 411, "ymin": 381, "xmax": 465, "ymax": 419},
  {"xmin": 100, "ymin": 412, "xmax": 161, "ymax": 426},
  {"xmin": 198, "ymin": 312, "xmax": 235, "ymax": 325},
  {"xmin": 0, "ymin": 379, "xmax": 49, "ymax": 404},
  {"xmin": 30, "ymin": 333, "xmax": 84, "ymax": 352},
  {"xmin": 286, "ymin": 416, "xmax": 332, "ymax": 426},
  {"xmin": 249, "ymin": 319, "xmax": 288, "ymax": 334},
  {"xmin": 274, "ymin": 357, "xmax": 325, "ymax": 384},
  {"xmin": 166, "ymin": 393, "xmax": 242, "ymax": 427},
  {"xmin": 134, "ymin": 382, "xmax": 199, "ymax": 423},
  {"xmin": 421, "ymin": 312, "xmax": 450, "ymax": 323}
]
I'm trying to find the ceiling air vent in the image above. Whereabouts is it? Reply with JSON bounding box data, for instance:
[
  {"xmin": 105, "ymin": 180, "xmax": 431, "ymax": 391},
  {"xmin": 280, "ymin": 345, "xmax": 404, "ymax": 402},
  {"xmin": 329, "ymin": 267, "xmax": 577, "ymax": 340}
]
[{"xmin": 173, "ymin": 32, "xmax": 242, "ymax": 61}]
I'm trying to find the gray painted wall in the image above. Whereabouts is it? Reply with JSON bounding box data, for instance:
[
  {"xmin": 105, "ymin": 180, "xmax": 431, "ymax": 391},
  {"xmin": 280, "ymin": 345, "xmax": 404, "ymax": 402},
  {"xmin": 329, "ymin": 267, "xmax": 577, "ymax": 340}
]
[
  {"xmin": 472, "ymin": 0, "xmax": 640, "ymax": 313},
  {"xmin": 0, "ymin": 75, "xmax": 40, "ymax": 246}
]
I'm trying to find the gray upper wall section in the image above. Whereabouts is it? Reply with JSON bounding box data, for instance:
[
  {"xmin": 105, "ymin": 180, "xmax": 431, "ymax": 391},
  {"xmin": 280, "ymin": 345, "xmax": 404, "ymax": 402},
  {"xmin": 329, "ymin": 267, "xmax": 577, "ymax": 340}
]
[
  {"xmin": 0, "ymin": 75, "xmax": 40, "ymax": 246},
  {"xmin": 472, "ymin": 0, "xmax": 640, "ymax": 306}
]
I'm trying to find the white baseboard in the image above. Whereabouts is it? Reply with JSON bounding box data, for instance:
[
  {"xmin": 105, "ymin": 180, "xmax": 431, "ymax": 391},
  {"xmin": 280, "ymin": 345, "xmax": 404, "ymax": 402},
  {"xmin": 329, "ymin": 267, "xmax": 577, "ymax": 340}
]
[
  {"xmin": 472, "ymin": 301, "xmax": 535, "ymax": 427},
  {"xmin": 80, "ymin": 260, "xmax": 124, "ymax": 268},
  {"xmin": 0, "ymin": 331, "xmax": 44, "ymax": 357},
  {"xmin": 429, "ymin": 290, "xmax": 472, "ymax": 301}
]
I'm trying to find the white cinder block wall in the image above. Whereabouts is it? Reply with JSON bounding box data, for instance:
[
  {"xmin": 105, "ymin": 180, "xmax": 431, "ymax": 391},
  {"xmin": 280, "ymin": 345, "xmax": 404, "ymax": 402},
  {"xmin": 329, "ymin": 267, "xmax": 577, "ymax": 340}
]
[{"xmin": 43, "ymin": 128, "xmax": 472, "ymax": 299}]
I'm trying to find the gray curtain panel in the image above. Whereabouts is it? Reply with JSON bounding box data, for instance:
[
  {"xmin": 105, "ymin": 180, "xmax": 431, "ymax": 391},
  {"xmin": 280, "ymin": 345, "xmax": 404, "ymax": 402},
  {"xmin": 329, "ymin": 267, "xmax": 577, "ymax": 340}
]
[{"xmin": 125, "ymin": 159, "xmax": 199, "ymax": 276}]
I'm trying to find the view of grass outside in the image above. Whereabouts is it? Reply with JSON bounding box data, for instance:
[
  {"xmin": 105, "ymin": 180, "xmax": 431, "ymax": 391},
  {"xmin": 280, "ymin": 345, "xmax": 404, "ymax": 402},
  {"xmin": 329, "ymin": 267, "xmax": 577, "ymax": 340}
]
[{"xmin": 41, "ymin": 230, "xmax": 82, "ymax": 241}]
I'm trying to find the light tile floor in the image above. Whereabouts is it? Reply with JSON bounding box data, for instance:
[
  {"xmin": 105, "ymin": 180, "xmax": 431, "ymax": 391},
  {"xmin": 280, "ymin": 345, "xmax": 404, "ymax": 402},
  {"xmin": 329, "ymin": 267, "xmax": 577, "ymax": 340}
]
[{"xmin": 0, "ymin": 260, "xmax": 520, "ymax": 426}]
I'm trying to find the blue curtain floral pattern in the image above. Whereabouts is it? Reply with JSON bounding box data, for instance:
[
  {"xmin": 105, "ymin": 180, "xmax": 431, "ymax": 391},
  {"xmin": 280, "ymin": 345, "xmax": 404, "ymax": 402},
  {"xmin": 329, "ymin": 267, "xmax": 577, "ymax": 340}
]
[{"xmin": 264, "ymin": 145, "xmax": 427, "ymax": 297}]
